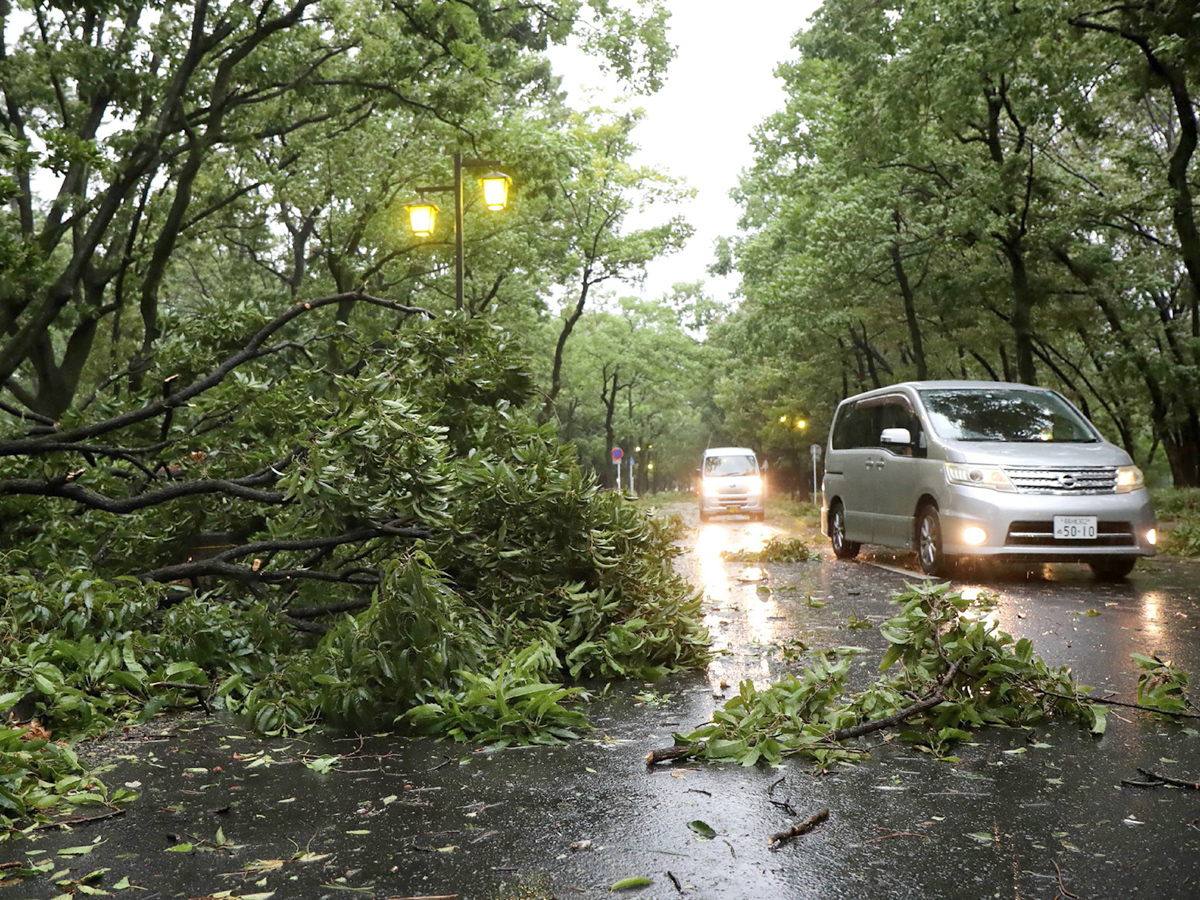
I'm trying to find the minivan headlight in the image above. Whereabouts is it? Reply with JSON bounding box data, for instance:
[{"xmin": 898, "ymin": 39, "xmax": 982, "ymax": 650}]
[
  {"xmin": 944, "ymin": 463, "xmax": 1016, "ymax": 492},
  {"xmin": 1115, "ymin": 465, "xmax": 1145, "ymax": 493},
  {"xmin": 746, "ymin": 476, "xmax": 764, "ymax": 494},
  {"xmin": 702, "ymin": 480, "xmax": 722, "ymax": 497}
]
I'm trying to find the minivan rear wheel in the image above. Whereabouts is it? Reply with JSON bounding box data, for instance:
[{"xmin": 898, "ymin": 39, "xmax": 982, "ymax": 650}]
[
  {"xmin": 830, "ymin": 502, "xmax": 860, "ymax": 560},
  {"xmin": 1089, "ymin": 557, "xmax": 1137, "ymax": 581},
  {"xmin": 917, "ymin": 505, "xmax": 951, "ymax": 577}
]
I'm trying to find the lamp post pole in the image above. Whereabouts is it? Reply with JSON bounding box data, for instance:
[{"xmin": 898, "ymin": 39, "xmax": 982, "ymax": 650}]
[
  {"xmin": 453, "ymin": 151, "xmax": 465, "ymax": 311},
  {"xmin": 412, "ymin": 152, "xmax": 508, "ymax": 311}
]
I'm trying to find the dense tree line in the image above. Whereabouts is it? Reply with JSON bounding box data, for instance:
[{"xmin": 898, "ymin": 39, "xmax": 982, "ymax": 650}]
[{"xmin": 710, "ymin": 0, "xmax": 1200, "ymax": 488}]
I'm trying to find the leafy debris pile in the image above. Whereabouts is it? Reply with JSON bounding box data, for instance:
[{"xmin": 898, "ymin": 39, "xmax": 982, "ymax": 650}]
[
  {"xmin": 721, "ymin": 537, "xmax": 821, "ymax": 564},
  {"xmin": 666, "ymin": 582, "xmax": 1108, "ymax": 768}
]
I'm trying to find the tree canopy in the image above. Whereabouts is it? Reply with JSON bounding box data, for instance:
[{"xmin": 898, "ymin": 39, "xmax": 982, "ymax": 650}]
[{"xmin": 712, "ymin": 0, "xmax": 1200, "ymax": 487}]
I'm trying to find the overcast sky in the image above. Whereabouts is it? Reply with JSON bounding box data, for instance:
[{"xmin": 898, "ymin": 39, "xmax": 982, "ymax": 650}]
[{"xmin": 547, "ymin": 1, "xmax": 823, "ymax": 309}]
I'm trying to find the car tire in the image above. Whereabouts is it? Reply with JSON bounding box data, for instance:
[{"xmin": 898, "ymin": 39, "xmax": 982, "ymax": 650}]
[
  {"xmin": 1089, "ymin": 557, "xmax": 1137, "ymax": 581},
  {"xmin": 752, "ymin": 511, "xmax": 765, "ymax": 522},
  {"xmin": 830, "ymin": 502, "xmax": 860, "ymax": 560},
  {"xmin": 699, "ymin": 507, "xmax": 709, "ymax": 523},
  {"xmin": 917, "ymin": 505, "xmax": 951, "ymax": 577}
]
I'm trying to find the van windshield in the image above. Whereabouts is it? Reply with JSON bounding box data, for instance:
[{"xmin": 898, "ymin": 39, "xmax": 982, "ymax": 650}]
[
  {"xmin": 919, "ymin": 389, "xmax": 1098, "ymax": 443},
  {"xmin": 704, "ymin": 455, "xmax": 758, "ymax": 476}
]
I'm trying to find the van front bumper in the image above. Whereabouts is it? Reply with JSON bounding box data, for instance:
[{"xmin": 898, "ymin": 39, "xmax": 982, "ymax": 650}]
[
  {"xmin": 939, "ymin": 487, "xmax": 1157, "ymax": 560},
  {"xmin": 700, "ymin": 495, "xmax": 765, "ymax": 516}
]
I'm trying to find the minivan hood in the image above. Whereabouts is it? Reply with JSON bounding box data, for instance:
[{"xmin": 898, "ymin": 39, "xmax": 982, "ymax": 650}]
[{"xmin": 942, "ymin": 440, "xmax": 1132, "ymax": 467}]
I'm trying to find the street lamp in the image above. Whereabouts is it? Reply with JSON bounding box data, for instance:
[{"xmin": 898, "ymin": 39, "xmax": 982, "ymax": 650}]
[{"xmin": 407, "ymin": 151, "xmax": 511, "ymax": 310}]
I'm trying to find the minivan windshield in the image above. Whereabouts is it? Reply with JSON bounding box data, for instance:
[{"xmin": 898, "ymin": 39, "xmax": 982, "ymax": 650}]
[
  {"xmin": 919, "ymin": 388, "xmax": 1098, "ymax": 443},
  {"xmin": 704, "ymin": 455, "xmax": 758, "ymax": 477}
]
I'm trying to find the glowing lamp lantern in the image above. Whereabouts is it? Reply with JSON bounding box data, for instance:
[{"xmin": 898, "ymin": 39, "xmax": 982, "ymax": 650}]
[
  {"xmin": 406, "ymin": 198, "xmax": 439, "ymax": 237},
  {"xmin": 479, "ymin": 171, "xmax": 512, "ymax": 211}
]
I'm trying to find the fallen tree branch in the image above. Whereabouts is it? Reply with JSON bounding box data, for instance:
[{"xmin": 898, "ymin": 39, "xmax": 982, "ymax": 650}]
[
  {"xmin": 644, "ymin": 663, "xmax": 963, "ymax": 765},
  {"xmin": 0, "ymin": 475, "xmax": 286, "ymax": 512},
  {"xmin": 140, "ymin": 519, "xmax": 429, "ymax": 588},
  {"xmin": 286, "ymin": 598, "xmax": 373, "ymax": 618},
  {"xmin": 827, "ymin": 659, "xmax": 962, "ymax": 742},
  {"xmin": 148, "ymin": 681, "xmax": 209, "ymax": 692},
  {"xmin": 1037, "ymin": 689, "xmax": 1200, "ymax": 720},
  {"xmin": 0, "ymin": 292, "xmax": 433, "ymax": 456},
  {"xmin": 768, "ymin": 807, "xmax": 829, "ymax": 847}
]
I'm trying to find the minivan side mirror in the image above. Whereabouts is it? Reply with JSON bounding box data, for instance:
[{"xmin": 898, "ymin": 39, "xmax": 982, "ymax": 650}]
[{"xmin": 880, "ymin": 427, "xmax": 912, "ymax": 447}]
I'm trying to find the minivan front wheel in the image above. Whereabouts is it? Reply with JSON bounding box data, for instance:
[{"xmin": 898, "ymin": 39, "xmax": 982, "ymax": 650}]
[
  {"xmin": 830, "ymin": 502, "xmax": 860, "ymax": 560},
  {"xmin": 917, "ymin": 506, "xmax": 951, "ymax": 577}
]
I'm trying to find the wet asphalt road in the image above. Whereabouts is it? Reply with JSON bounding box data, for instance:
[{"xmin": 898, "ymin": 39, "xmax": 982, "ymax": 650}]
[{"xmin": 5, "ymin": 506, "xmax": 1200, "ymax": 900}]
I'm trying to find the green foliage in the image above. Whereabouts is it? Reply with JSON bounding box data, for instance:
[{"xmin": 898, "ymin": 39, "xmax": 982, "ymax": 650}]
[
  {"xmin": 0, "ymin": 316, "xmax": 711, "ymax": 833},
  {"xmin": 721, "ymin": 537, "xmax": 820, "ymax": 563},
  {"xmin": 1162, "ymin": 522, "xmax": 1200, "ymax": 558},
  {"xmin": 1152, "ymin": 488, "xmax": 1200, "ymax": 522},
  {"xmin": 1153, "ymin": 488, "xmax": 1200, "ymax": 557},
  {"xmin": 0, "ymin": 725, "xmax": 118, "ymax": 832},
  {"xmin": 406, "ymin": 664, "xmax": 590, "ymax": 747},
  {"xmin": 1132, "ymin": 653, "xmax": 1193, "ymax": 714},
  {"xmin": 679, "ymin": 583, "xmax": 1105, "ymax": 769}
]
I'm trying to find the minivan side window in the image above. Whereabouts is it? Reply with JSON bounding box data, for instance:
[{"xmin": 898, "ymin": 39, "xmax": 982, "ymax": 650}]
[
  {"xmin": 876, "ymin": 397, "xmax": 925, "ymax": 457},
  {"xmin": 831, "ymin": 403, "xmax": 858, "ymax": 449}
]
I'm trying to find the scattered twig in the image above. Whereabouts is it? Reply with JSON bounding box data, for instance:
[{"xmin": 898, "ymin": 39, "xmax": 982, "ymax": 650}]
[
  {"xmin": 645, "ymin": 743, "xmax": 702, "ymax": 766},
  {"xmin": 666, "ymin": 871, "xmax": 683, "ymax": 894},
  {"xmin": 768, "ymin": 798, "xmax": 798, "ymax": 817},
  {"xmin": 767, "ymin": 775, "xmax": 786, "ymax": 796},
  {"xmin": 685, "ymin": 788, "xmax": 711, "ymax": 797},
  {"xmin": 1120, "ymin": 779, "xmax": 1161, "ymax": 789},
  {"xmin": 33, "ymin": 808, "xmax": 126, "ymax": 830},
  {"xmin": 1138, "ymin": 767, "xmax": 1200, "ymax": 790},
  {"xmin": 1053, "ymin": 859, "xmax": 1081, "ymax": 899},
  {"xmin": 768, "ymin": 807, "xmax": 829, "ymax": 848},
  {"xmin": 865, "ymin": 829, "xmax": 928, "ymax": 843}
]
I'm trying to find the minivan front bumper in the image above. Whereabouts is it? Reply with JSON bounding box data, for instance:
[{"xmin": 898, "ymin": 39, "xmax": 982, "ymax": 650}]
[{"xmin": 938, "ymin": 486, "xmax": 1157, "ymax": 560}]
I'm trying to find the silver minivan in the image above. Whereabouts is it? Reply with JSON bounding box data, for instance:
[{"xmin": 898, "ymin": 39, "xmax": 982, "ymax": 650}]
[{"xmin": 820, "ymin": 381, "xmax": 1157, "ymax": 580}]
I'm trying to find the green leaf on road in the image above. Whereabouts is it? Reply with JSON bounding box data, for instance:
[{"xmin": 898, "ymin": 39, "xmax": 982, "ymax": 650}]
[
  {"xmin": 687, "ymin": 820, "xmax": 717, "ymax": 839},
  {"xmin": 610, "ymin": 876, "xmax": 654, "ymax": 891}
]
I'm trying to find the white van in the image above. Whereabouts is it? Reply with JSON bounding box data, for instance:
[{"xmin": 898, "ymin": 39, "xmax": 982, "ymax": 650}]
[
  {"xmin": 699, "ymin": 447, "xmax": 765, "ymax": 521},
  {"xmin": 821, "ymin": 381, "xmax": 1157, "ymax": 580}
]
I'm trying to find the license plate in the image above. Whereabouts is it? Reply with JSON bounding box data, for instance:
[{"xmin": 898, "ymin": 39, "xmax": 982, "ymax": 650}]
[
  {"xmin": 727, "ymin": 506, "xmax": 741, "ymax": 514},
  {"xmin": 1054, "ymin": 516, "xmax": 1097, "ymax": 540}
]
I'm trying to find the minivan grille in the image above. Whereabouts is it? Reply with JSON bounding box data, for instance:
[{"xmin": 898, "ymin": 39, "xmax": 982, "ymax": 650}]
[
  {"xmin": 1002, "ymin": 466, "xmax": 1117, "ymax": 494},
  {"xmin": 1005, "ymin": 520, "xmax": 1135, "ymax": 547}
]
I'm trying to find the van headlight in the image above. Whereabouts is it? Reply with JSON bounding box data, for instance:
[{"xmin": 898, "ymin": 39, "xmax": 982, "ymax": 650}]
[
  {"xmin": 944, "ymin": 463, "xmax": 1016, "ymax": 492},
  {"xmin": 1115, "ymin": 465, "xmax": 1144, "ymax": 493},
  {"xmin": 746, "ymin": 476, "xmax": 764, "ymax": 494},
  {"xmin": 702, "ymin": 480, "xmax": 722, "ymax": 497}
]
